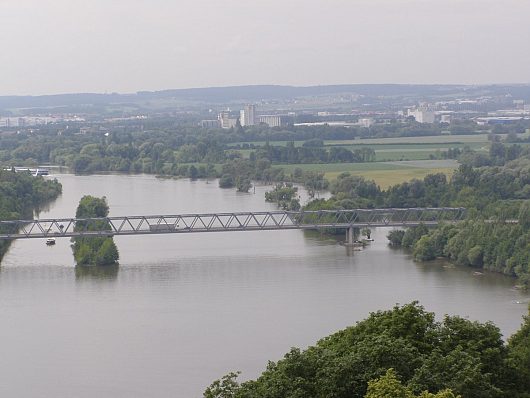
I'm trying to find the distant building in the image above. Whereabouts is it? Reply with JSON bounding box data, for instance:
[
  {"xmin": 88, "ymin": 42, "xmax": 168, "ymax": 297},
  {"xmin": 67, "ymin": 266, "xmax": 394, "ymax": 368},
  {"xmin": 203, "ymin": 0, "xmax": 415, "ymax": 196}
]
[
  {"xmin": 218, "ymin": 111, "xmax": 238, "ymax": 129},
  {"xmin": 240, "ymin": 104, "xmax": 256, "ymax": 127},
  {"xmin": 475, "ymin": 116, "xmax": 527, "ymax": 125},
  {"xmin": 258, "ymin": 114, "xmax": 292, "ymax": 128},
  {"xmin": 513, "ymin": 99, "xmax": 525, "ymax": 109},
  {"xmin": 358, "ymin": 118, "xmax": 374, "ymax": 128},
  {"xmin": 199, "ymin": 119, "xmax": 221, "ymax": 128},
  {"xmin": 407, "ymin": 107, "xmax": 435, "ymax": 123},
  {"xmin": 440, "ymin": 114, "xmax": 452, "ymax": 124}
]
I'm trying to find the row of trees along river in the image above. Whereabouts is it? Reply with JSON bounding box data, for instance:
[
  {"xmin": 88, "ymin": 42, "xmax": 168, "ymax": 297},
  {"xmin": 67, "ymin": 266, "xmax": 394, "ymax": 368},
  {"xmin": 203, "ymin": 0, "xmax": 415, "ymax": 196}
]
[{"xmin": 0, "ymin": 169, "xmax": 62, "ymax": 259}]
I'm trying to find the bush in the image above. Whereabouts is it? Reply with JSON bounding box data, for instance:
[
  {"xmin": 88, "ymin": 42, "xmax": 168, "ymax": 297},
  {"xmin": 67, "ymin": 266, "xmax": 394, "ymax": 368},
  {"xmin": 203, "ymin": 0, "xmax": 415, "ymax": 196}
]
[
  {"xmin": 219, "ymin": 174, "xmax": 234, "ymax": 188},
  {"xmin": 388, "ymin": 230, "xmax": 406, "ymax": 246},
  {"xmin": 414, "ymin": 236, "xmax": 436, "ymax": 261},
  {"xmin": 467, "ymin": 245, "xmax": 484, "ymax": 267}
]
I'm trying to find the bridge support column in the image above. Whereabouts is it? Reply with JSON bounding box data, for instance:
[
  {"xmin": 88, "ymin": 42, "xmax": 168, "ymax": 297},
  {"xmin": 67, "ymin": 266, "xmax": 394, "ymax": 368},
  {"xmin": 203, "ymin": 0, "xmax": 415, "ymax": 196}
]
[{"xmin": 345, "ymin": 226, "xmax": 354, "ymax": 246}]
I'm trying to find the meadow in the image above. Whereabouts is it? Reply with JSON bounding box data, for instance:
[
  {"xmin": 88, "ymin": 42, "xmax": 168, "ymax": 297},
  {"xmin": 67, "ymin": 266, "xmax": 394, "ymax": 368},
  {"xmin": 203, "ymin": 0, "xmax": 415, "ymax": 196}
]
[
  {"xmin": 230, "ymin": 133, "xmax": 492, "ymax": 162},
  {"xmin": 278, "ymin": 160, "xmax": 459, "ymax": 189}
]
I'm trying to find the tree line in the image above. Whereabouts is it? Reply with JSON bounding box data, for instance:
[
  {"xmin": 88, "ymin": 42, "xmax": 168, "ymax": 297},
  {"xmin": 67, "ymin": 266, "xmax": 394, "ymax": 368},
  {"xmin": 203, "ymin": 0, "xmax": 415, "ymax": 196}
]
[{"xmin": 0, "ymin": 169, "xmax": 62, "ymax": 260}]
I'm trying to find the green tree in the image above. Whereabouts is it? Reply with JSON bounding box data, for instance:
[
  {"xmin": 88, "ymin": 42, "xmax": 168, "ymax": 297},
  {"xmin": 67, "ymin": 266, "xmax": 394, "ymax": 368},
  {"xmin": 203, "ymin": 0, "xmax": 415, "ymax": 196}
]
[
  {"xmin": 365, "ymin": 369, "xmax": 414, "ymax": 398},
  {"xmin": 387, "ymin": 230, "xmax": 405, "ymax": 246},
  {"xmin": 236, "ymin": 176, "xmax": 252, "ymax": 193},
  {"xmin": 413, "ymin": 236, "xmax": 436, "ymax": 261},
  {"xmin": 203, "ymin": 372, "xmax": 241, "ymax": 398},
  {"xmin": 72, "ymin": 196, "xmax": 119, "ymax": 266},
  {"xmin": 507, "ymin": 306, "xmax": 530, "ymax": 396},
  {"xmin": 219, "ymin": 174, "xmax": 235, "ymax": 188}
]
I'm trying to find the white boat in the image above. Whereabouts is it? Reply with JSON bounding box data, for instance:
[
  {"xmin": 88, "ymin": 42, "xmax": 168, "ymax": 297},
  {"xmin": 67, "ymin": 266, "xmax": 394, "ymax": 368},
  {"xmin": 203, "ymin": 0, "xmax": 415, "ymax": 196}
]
[{"xmin": 46, "ymin": 238, "xmax": 56, "ymax": 246}]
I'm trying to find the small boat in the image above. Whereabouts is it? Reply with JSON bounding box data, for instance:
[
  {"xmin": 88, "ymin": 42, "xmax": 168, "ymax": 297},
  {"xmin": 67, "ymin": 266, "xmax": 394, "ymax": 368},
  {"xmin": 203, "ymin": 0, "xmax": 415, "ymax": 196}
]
[{"xmin": 46, "ymin": 238, "xmax": 56, "ymax": 246}]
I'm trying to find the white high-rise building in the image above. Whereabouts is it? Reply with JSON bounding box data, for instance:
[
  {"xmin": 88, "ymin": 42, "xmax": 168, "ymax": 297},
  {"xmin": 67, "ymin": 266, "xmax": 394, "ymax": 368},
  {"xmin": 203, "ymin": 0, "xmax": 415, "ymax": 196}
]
[{"xmin": 240, "ymin": 104, "xmax": 256, "ymax": 127}]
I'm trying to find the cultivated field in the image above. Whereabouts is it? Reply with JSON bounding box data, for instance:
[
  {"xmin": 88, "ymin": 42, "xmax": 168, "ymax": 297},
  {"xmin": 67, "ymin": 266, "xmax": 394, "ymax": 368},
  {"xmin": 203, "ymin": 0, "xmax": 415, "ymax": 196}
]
[
  {"xmin": 279, "ymin": 160, "xmax": 459, "ymax": 189},
  {"xmin": 230, "ymin": 133, "xmax": 492, "ymax": 162}
]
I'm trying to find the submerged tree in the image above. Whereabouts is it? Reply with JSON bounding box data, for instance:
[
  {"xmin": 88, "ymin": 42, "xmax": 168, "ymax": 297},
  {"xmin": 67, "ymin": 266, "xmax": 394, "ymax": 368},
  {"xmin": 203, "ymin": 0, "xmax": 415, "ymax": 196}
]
[
  {"xmin": 265, "ymin": 183, "xmax": 300, "ymax": 211},
  {"xmin": 72, "ymin": 195, "xmax": 119, "ymax": 266}
]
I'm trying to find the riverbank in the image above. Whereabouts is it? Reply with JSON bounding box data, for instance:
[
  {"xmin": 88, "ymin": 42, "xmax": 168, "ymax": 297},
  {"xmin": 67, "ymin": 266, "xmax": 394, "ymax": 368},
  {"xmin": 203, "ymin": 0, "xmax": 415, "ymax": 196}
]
[{"xmin": 0, "ymin": 170, "xmax": 62, "ymax": 261}]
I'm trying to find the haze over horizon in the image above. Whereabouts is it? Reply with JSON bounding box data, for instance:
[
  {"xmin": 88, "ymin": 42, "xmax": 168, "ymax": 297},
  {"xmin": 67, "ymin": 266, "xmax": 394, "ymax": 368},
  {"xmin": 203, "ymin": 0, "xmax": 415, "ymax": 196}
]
[{"xmin": 1, "ymin": 0, "xmax": 529, "ymax": 96}]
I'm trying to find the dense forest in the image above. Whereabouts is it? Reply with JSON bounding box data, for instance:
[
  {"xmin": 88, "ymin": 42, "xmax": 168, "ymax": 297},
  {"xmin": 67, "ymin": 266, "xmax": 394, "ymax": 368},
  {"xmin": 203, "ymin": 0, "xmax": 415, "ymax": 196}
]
[
  {"xmin": 0, "ymin": 170, "xmax": 62, "ymax": 260},
  {"xmin": 203, "ymin": 302, "xmax": 530, "ymax": 398},
  {"xmin": 301, "ymin": 143, "xmax": 530, "ymax": 287},
  {"xmin": 71, "ymin": 195, "xmax": 119, "ymax": 266}
]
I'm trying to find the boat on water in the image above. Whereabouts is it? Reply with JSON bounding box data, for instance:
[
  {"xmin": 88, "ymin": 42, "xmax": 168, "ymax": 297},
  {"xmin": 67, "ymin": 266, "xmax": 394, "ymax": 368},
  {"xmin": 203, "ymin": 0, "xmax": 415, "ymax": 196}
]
[{"xmin": 46, "ymin": 238, "xmax": 56, "ymax": 246}]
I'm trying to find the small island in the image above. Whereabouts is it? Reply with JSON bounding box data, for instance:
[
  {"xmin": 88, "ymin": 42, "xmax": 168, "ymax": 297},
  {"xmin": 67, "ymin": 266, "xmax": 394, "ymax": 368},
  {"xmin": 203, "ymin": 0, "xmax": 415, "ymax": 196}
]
[{"xmin": 72, "ymin": 195, "xmax": 119, "ymax": 266}]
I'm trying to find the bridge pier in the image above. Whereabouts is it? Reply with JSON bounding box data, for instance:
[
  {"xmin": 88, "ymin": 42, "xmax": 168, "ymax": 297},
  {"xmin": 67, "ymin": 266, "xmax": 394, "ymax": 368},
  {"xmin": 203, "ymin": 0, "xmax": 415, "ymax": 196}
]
[{"xmin": 345, "ymin": 226, "xmax": 354, "ymax": 246}]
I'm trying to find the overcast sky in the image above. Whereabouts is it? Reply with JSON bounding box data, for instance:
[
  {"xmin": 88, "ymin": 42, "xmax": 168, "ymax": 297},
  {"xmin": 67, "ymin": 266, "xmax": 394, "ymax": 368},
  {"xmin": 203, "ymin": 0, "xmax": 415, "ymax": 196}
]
[{"xmin": 1, "ymin": 0, "xmax": 529, "ymax": 95}]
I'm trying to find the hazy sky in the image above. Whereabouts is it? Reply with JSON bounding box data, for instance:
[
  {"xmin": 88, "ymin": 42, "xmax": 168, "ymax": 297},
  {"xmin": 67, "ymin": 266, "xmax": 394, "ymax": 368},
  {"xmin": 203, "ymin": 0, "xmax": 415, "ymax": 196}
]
[{"xmin": 1, "ymin": 0, "xmax": 529, "ymax": 95}]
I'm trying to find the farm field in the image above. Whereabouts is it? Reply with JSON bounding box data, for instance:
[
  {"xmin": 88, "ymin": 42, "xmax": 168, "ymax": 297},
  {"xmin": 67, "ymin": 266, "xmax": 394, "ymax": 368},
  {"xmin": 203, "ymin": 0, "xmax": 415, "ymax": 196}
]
[
  {"xmin": 278, "ymin": 160, "xmax": 459, "ymax": 189},
  {"xmin": 324, "ymin": 133, "xmax": 497, "ymax": 145},
  {"xmin": 330, "ymin": 168, "xmax": 457, "ymax": 189},
  {"xmin": 229, "ymin": 133, "xmax": 496, "ymax": 147},
  {"xmin": 229, "ymin": 134, "xmax": 493, "ymax": 161}
]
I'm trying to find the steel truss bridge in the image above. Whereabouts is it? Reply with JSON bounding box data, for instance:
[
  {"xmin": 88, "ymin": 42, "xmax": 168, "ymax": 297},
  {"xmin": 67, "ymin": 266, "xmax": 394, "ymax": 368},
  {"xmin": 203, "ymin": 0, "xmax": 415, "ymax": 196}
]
[{"xmin": 0, "ymin": 208, "xmax": 466, "ymax": 241}]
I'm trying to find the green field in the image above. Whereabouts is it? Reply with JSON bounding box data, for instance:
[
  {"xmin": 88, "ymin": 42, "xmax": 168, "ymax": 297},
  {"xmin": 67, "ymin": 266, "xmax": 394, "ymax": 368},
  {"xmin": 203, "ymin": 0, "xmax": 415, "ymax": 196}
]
[
  {"xmin": 229, "ymin": 134, "xmax": 493, "ymax": 162},
  {"xmin": 229, "ymin": 133, "xmax": 497, "ymax": 148},
  {"xmin": 278, "ymin": 160, "xmax": 459, "ymax": 189}
]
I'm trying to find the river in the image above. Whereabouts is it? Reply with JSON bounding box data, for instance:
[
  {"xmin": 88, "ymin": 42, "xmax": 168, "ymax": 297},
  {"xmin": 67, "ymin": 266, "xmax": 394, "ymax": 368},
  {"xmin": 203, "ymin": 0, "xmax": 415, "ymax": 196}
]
[{"xmin": 0, "ymin": 173, "xmax": 528, "ymax": 398}]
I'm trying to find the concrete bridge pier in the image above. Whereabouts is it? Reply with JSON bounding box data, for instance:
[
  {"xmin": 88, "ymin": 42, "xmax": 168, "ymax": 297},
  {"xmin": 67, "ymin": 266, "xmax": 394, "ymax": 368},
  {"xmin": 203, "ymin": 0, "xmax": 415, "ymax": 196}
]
[
  {"xmin": 345, "ymin": 226, "xmax": 354, "ymax": 246},
  {"xmin": 344, "ymin": 226, "xmax": 364, "ymax": 250}
]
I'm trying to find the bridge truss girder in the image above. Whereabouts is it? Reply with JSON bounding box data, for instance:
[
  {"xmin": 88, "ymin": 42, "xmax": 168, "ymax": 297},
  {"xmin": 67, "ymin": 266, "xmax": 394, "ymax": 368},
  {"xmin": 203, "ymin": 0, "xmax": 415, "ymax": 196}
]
[{"xmin": 0, "ymin": 208, "xmax": 466, "ymax": 240}]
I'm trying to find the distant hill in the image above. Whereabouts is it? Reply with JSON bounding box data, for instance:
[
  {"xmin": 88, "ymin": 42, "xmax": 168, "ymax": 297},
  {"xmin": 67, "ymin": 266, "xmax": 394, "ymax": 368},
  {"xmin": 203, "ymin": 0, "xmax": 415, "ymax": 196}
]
[{"xmin": 1, "ymin": 84, "xmax": 530, "ymax": 110}]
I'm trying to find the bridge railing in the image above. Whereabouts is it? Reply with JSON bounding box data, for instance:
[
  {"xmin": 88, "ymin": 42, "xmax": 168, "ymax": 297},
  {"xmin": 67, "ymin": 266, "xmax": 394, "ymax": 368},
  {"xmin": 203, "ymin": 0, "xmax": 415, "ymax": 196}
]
[{"xmin": 0, "ymin": 208, "xmax": 466, "ymax": 239}]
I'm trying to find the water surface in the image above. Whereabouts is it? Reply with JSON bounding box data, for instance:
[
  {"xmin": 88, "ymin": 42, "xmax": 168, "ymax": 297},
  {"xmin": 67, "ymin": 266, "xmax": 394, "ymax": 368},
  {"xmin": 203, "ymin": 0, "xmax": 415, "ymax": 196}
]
[{"xmin": 1, "ymin": 174, "xmax": 527, "ymax": 398}]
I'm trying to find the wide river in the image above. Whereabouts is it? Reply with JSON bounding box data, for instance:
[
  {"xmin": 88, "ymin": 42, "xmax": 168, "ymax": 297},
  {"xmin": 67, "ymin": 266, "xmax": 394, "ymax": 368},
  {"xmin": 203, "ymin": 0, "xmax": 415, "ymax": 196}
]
[{"xmin": 0, "ymin": 173, "xmax": 528, "ymax": 398}]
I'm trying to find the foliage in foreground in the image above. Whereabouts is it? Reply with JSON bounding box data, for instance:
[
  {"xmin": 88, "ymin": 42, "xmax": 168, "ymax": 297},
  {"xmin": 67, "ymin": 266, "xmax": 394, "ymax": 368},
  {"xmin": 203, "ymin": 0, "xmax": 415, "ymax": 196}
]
[
  {"xmin": 72, "ymin": 195, "xmax": 119, "ymax": 266},
  {"xmin": 204, "ymin": 302, "xmax": 530, "ymax": 398}
]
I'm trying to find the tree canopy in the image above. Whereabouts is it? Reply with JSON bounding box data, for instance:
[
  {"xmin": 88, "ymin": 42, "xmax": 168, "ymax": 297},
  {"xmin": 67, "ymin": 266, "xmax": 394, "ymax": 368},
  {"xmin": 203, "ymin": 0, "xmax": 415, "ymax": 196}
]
[
  {"xmin": 203, "ymin": 302, "xmax": 530, "ymax": 398},
  {"xmin": 72, "ymin": 195, "xmax": 119, "ymax": 266}
]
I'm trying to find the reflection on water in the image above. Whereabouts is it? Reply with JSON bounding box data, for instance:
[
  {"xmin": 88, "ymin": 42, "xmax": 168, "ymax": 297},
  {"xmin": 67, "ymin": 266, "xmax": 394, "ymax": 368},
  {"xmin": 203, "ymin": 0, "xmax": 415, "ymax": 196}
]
[
  {"xmin": 75, "ymin": 264, "xmax": 119, "ymax": 281},
  {"xmin": 0, "ymin": 174, "xmax": 528, "ymax": 398}
]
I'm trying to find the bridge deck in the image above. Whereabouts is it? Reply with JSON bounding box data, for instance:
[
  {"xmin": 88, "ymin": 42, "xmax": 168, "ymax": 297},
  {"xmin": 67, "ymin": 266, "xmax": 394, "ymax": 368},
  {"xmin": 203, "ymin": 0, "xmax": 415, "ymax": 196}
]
[{"xmin": 0, "ymin": 208, "xmax": 465, "ymax": 240}]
